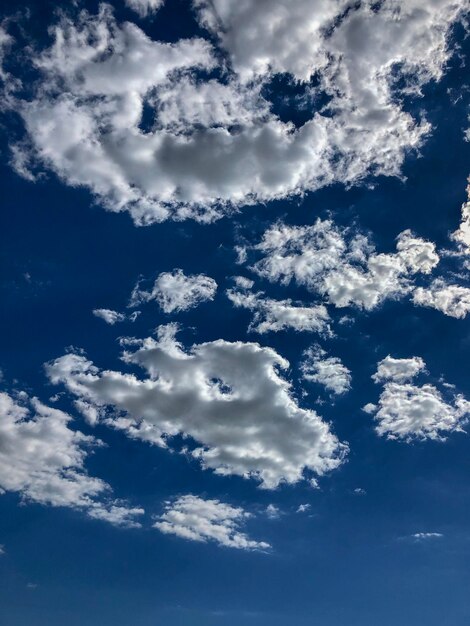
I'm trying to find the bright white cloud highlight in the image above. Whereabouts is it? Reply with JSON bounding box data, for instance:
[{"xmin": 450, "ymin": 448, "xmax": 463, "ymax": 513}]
[
  {"xmin": 130, "ymin": 269, "xmax": 217, "ymax": 313},
  {"xmin": 6, "ymin": 1, "xmax": 467, "ymax": 223},
  {"xmin": 154, "ymin": 495, "xmax": 270, "ymax": 550},
  {"xmin": 46, "ymin": 325, "xmax": 347, "ymax": 489},
  {"xmin": 413, "ymin": 279, "xmax": 470, "ymax": 319},
  {"xmin": 365, "ymin": 358, "xmax": 469, "ymax": 441},
  {"xmin": 301, "ymin": 345, "xmax": 351, "ymax": 395},
  {"xmin": 250, "ymin": 220, "xmax": 439, "ymax": 311},
  {"xmin": 372, "ymin": 355, "xmax": 426, "ymax": 384},
  {"xmin": 0, "ymin": 391, "xmax": 144, "ymax": 526}
]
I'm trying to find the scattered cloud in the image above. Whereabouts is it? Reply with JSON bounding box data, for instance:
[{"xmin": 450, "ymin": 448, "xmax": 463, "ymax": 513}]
[
  {"xmin": 46, "ymin": 324, "xmax": 347, "ymax": 489},
  {"xmin": 227, "ymin": 280, "xmax": 331, "ymax": 335},
  {"xmin": 130, "ymin": 269, "xmax": 217, "ymax": 313},
  {"xmin": 154, "ymin": 495, "xmax": 270, "ymax": 550},
  {"xmin": 301, "ymin": 345, "xmax": 351, "ymax": 395},
  {"xmin": 93, "ymin": 308, "xmax": 140, "ymax": 325},
  {"xmin": 296, "ymin": 503, "xmax": 311, "ymax": 513},
  {"xmin": 451, "ymin": 176, "xmax": 470, "ymax": 254},
  {"xmin": 413, "ymin": 279, "xmax": 470, "ymax": 319},
  {"xmin": 250, "ymin": 220, "xmax": 439, "ymax": 311},
  {"xmin": 265, "ymin": 504, "xmax": 281, "ymax": 519},
  {"xmin": 372, "ymin": 355, "xmax": 426, "ymax": 384},
  {"xmin": 125, "ymin": 0, "xmax": 164, "ymax": 18},
  {"xmin": 365, "ymin": 358, "xmax": 469, "ymax": 441},
  {"xmin": 411, "ymin": 532, "xmax": 444, "ymax": 541},
  {"xmin": 0, "ymin": 391, "xmax": 144, "ymax": 527}
]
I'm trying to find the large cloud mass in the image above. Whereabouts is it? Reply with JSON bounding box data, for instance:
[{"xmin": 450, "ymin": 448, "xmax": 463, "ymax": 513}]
[
  {"xmin": 6, "ymin": 1, "xmax": 467, "ymax": 223},
  {"xmin": 46, "ymin": 325, "xmax": 346, "ymax": 489}
]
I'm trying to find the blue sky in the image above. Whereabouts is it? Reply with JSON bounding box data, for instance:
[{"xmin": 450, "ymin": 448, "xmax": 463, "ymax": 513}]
[{"xmin": 0, "ymin": 1, "xmax": 470, "ymax": 624}]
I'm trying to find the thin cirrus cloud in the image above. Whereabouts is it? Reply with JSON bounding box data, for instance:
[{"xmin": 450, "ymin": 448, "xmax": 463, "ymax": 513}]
[
  {"xmin": 1, "ymin": 1, "xmax": 467, "ymax": 223},
  {"xmin": 154, "ymin": 495, "xmax": 270, "ymax": 550},
  {"xmin": 364, "ymin": 357, "xmax": 470, "ymax": 441},
  {"xmin": 0, "ymin": 391, "xmax": 144, "ymax": 528},
  {"xmin": 130, "ymin": 269, "xmax": 217, "ymax": 313},
  {"xmin": 46, "ymin": 324, "xmax": 347, "ymax": 489}
]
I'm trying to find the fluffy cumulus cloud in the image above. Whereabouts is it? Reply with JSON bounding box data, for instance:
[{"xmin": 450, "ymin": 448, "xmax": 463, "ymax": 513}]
[
  {"xmin": 227, "ymin": 278, "xmax": 331, "ymax": 335},
  {"xmin": 0, "ymin": 391, "xmax": 144, "ymax": 526},
  {"xmin": 46, "ymin": 325, "xmax": 347, "ymax": 489},
  {"xmin": 413, "ymin": 279, "xmax": 470, "ymax": 318},
  {"xmin": 130, "ymin": 269, "xmax": 217, "ymax": 313},
  {"xmin": 4, "ymin": 1, "xmax": 467, "ymax": 223},
  {"xmin": 154, "ymin": 495, "xmax": 270, "ymax": 550},
  {"xmin": 249, "ymin": 219, "xmax": 439, "ymax": 311},
  {"xmin": 372, "ymin": 355, "xmax": 426, "ymax": 383},
  {"xmin": 125, "ymin": 0, "xmax": 164, "ymax": 18},
  {"xmin": 365, "ymin": 357, "xmax": 470, "ymax": 440},
  {"xmin": 301, "ymin": 345, "xmax": 351, "ymax": 395}
]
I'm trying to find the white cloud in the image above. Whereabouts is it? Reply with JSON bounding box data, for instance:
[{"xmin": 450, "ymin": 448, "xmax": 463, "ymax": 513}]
[
  {"xmin": 411, "ymin": 532, "xmax": 443, "ymax": 541},
  {"xmin": 0, "ymin": 544, "xmax": 4, "ymax": 555},
  {"xmin": 451, "ymin": 177, "xmax": 470, "ymax": 254},
  {"xmin": 154, "ymin": 495, "xmax": 270, "ymax": 550},
  {"xmin": 365, "ymin": 359, "xmax": 470, "ymax": 441},
  {"xmin": 251, "ymin": 220, "xmax": 438, "ymax": 311},
  {"xmin": 301, "ymin": 345, "xmax": 351, "ymax": 395},
  {"xmin": 353, "ymin": 488, "xmax": 366, "ymax": 496},
  {"xmin": 125, "ymin": 0, "xmax": 164, "ymax": 18},
  {"xmin": 46, "ymin": 324, "xmax": 347, "ymax": 489},
  {"xmin": 6, "ymin": 2, "xmax": 466, "ymax": 223},
  {"xmin": 130, "ymin": 269, "xmax": 217, "ymax": 313},
  {"xmin": 265, "ymin": 504, "xmax": 281, "ymax": 519},
  {"xmin": 296, "ymin": 503, "xmax": 311, "ymax": 513},
  {"xmin": 0, "ymin": 391, "xmax": 144, "ymax": 526},
  {"xmin": 372, "ymin": 355, "xmax": 426, "ymax": 384},
  {"xmin": 413, "ymin": 279, "xmax": 470, "ymax": 319},
  {"xmin": 93, "ymin": 308, "xmax": 126, "ymax": 325},
  {"xmin": 227, "ymin": 284, "xmax": 331, "ymax": 335}
]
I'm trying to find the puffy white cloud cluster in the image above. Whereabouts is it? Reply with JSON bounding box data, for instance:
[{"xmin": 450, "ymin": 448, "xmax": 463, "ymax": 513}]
[
  {"xmin": 125, "ymin": 0, "xmax": 164, "ymax": 18},
  {"xmin": 130, "ymin": 269, "xmax": 217, "ymax": 313},
  {"xmin": 0, "ymin": 391, "xmax": 144, "ymax": 527},
  {"xmin": 227, "ymin": 278, "xmax": 331, "ymax": 334},
  {"xmin": 46, "ymin": 325, "xmax": 347, "ymax": 489},
  {"xmin": 154, "ymin": 495, "xmax": 270, "ymax": 550},
  {"xmin": 301, "ymin": 345, "xmax": 351, "ymax": 395},
  {"xmin": 250, "ymin": 219, "xmax": 439, "ymax": 310},
  {"xmin": 365, "ymin": 357, "xmax": 469, "ymax": 441},
  {"xmin": 413, "ymin": 279, "xmax": 470, "ymax": 318},
  {"xmin": 6, "ymin": 1, "xmax": 467, "ymax": 223},
  {"xmin": 372, "ymin": 355, "xmax": 426, "ymax": 384}
]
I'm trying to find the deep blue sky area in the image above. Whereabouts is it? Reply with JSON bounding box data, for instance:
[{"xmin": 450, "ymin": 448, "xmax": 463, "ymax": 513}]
[{"xmin": 0, "ymin": 1, "xmax": 470, "ymax": 625}]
